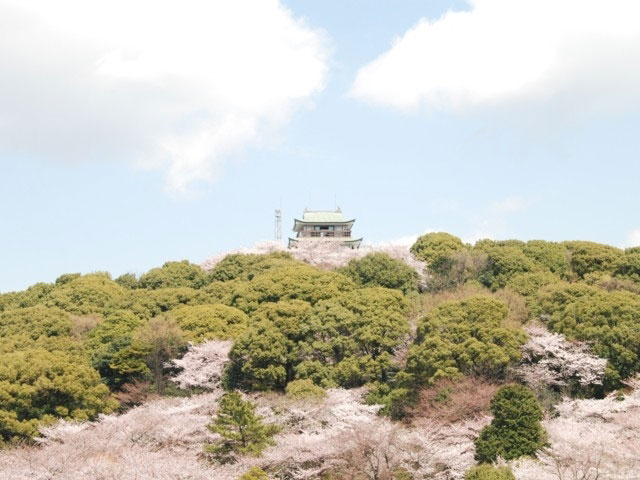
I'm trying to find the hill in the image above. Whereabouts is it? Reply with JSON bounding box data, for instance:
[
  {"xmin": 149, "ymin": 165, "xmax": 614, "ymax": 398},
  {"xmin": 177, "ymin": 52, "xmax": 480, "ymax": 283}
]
[{"xmin": 1, "ymin": 234, "xmax": 639, "ymax": 479}]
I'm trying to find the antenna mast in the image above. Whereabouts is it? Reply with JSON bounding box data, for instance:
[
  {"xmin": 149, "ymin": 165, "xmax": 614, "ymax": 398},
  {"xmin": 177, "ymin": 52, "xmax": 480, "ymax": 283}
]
[{"xmin": 274, "ymin": 208, "xmax": 282, "ymax": 242}]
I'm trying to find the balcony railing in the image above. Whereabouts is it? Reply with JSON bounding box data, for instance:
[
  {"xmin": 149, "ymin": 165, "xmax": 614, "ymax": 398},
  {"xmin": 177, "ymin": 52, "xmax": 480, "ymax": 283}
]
[{"xmin": 300, "ymin": 231, "xmax": 352, "ymax": 238}]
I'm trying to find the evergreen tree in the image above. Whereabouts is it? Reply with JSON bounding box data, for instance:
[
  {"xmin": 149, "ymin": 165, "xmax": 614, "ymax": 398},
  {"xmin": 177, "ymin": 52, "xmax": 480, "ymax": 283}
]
[
  {"xmin": 474, "ymin": 384, "xmax": 546, "ymax": 462},
  {"xmin": 205, "ymin": 392, "xmax": 280, "ymax": 459}
]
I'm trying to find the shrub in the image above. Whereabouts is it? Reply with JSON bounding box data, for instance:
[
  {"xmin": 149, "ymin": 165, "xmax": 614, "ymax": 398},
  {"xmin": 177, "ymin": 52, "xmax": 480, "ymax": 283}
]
[
  {"xmin": 412, "ymin": 377, "xmax": 499, "ymax": 424},
  {"xmin": 474, "ymin": 384, "xmax": 545, "ymax": 462},
  {"xmin": 239, "ymin": 466, "xmax": 270, "ymax": 480},
  {"xmin": 505, "ymin": 271, "xmax": 562, "ymax": 297},
  {"xmin": 465, "ymin": 464, "xmax": 515, "ymax": 480},
  {"xmin": 285, "ymin": 379, "xmax": 327, "ymax": 399},
  {"xmin": 339, "ymin": 252, "xmax": 419, "ymax": 294}
]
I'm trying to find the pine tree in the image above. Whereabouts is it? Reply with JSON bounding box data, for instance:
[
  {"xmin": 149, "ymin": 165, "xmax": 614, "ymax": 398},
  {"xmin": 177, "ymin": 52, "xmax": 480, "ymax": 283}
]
[{"xmin": 205, "ymin": 392, "xmax": 280, "ymax": 459}]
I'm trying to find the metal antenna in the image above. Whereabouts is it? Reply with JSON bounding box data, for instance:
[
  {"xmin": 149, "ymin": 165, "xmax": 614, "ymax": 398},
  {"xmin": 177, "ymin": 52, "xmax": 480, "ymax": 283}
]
[{"xmin": 274, "ymin": 208, "xmax": 282, "ymax": 242}]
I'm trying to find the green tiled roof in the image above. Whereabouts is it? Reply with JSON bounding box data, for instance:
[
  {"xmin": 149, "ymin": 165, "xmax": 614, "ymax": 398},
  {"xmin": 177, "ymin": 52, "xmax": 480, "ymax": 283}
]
[{"xmin": 300, "ymin": 209, "xmax": 350, "ymax": 223}]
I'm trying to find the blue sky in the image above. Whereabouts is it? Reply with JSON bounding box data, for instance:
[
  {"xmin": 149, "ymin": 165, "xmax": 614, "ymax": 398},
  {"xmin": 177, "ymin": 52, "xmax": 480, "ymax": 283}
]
[{"xmin": 2, "ymin": 0, "xmax": 640, "ymax": 292}]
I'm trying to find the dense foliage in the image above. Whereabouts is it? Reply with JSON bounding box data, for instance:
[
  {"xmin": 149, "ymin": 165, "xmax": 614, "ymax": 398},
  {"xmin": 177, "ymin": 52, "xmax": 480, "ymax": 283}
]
[
  {"xmin": 0, "ymin": 253, "xmax": 412, "ymax": 442},
  {"xmin": 474, "ymin": 384, "xmax": 545, "ymax": 462},
  {"xmin": 225, "ymin": 287, "xmax": 409, "ymax": 390},
  {"xmin": 339, "ymin": 252, "xmax": 419, "ymax": 294},
  {"xmin": 1, "ymin": 233, "xmax": 640, "ymax": 478},
  {"xmin": 406, "ymin": 296, "xmax": 526, "ymax": 385},
  {"xmin": 532, "ymin": 282, "xmax": 640, "ymax": 386},
  {"xmin": 410, "ymin": 232, "xmax": 466, "ymax": 264},
  {"xmin": 0, "ymin": 347, "xmax": 117, "ymax": 443}
]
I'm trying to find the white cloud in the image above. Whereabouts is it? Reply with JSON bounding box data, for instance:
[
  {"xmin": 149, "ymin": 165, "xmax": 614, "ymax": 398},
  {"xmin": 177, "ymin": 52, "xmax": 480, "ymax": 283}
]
[
  {"xmin": 351, "ymin": 0, "xmax": 640, "ymax": 113},
  {"xmin": 626, "ymin": 229, "xmax": 640, "ymax": 248},
  {"xmin": 0, "ymin": 0, "xmax": 328, "ymax": 194}
]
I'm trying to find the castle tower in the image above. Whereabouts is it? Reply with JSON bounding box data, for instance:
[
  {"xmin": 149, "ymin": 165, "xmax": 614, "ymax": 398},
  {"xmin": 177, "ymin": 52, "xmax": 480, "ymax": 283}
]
[{"xmin": 288, "ymin": 207, "xmax": 362, "ymax": 249}]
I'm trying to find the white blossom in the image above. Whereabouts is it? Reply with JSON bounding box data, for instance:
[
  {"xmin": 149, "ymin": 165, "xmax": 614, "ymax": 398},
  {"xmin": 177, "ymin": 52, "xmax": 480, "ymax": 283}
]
[
  {"xmin": 169, "ymin": 340, "xmax": 232, "ymax": 390},
  {"xmin": 514, "ymin": 325, "xmax": 607, "ymax": 388},
  {"xmin": 201, "ymin": 240, "xmax": 427, "ymax": 287},
  {"xmin": 512, "ymin": 377, "xmax": 640, "ymax": 480}
]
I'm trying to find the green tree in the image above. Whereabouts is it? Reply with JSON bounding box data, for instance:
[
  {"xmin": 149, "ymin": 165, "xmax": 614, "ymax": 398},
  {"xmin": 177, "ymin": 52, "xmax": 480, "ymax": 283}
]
[
  {"xmin": 55, "ymin": 273, "xmax": 81, "ymax": 285},
  {"xmin": 563, "ymin": 241, "xmax": 624, "ymax": 278},
  {"xmin": 426, "ymin": 249, "xmax": 489, "ymax": 292},
  {"xmin": 0, "ymin": 348, "xmax": 117, "ymax": 443},
  {"xmin": 406, "ymin": 296, "xmax": 526, "ymax": 385},
  {"xmin": 465, "ymin": 465, "xmax": 515, "ymax": 480},
  {"xmin": 134, "ymin": 316, "xmax": 187, "ymax": 394},
  {"xmin": 167, "ymin": 304, "xmax": 249, "ymax": 342},
  {"xmin": 45, "ymin": 273, "xmax": 126, "ymax": 315},
  {"xmin": 229, "ymin": 264, "xmax": 356, "ymax": 314},
  {"xmin": 208, "ymin": 252, "xmax": 294, "ymax": 282},
  {"xmin": 475, "ymin": 244, "xmax": 536, "ymax": 290},
  {"xmin": 226, "ymin": 288, "xmax": 409, "ymax": 391},
  {"xmin": 339, "ymin": 252, "xmax": 419, "ymax": 294},
  {"xmin": 86, "ymin": 310, "xmax": 147, "ymax": 388},
  {"xmin": 227, "ymin": 300, "xmax": 315, "ymax": 390},
  {"xmin": 205, "ymin": 392, "xmax": 280, "ymax": 459},
  {"xmin": 0, "ymin": 282, "xmax": 55, "ymax": 311},
  {"xmin": 505, "ymin": 271, "xmax": 561, "ymax": 297},
  {"xmin": 138, "ymin": 260, "xmax": 209, "ymax": 289},
  {"xmin": 613, "ymin": 252, "xmax": 640, "ymax": 283},
  {"xmin": 410, "ymin": 232, "xmax": 465, "ymax": 264},
  {"xmin": 115, "ymin": 273, "xmax": 139, "ymax": 289},
  {"xmin": 522, "ymin": 240, "xmax": 571, "ymax": 277},
  {"xmin": 532, "ymin": 282, "xmax": 640, "ymax": 384},
  {"xmin": 474, "ymin": 384, "xmax": 545, "ymax": 463},
  {"xmin": 0, "ymin": 305, "xmax": 72, "ymax": 340}
]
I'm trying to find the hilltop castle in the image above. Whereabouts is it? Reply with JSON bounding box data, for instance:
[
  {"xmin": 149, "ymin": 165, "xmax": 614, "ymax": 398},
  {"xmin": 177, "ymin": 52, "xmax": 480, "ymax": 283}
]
[{"xmin": 288, "ymin": 208, "xmax": 362, "ymax": 249}]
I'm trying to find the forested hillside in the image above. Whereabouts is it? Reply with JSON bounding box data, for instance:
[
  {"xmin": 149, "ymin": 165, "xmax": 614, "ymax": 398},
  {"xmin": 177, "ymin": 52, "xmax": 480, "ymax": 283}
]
[{"xmin": 1, "ymin": 235, "xmax": 639, "ymax": 479}]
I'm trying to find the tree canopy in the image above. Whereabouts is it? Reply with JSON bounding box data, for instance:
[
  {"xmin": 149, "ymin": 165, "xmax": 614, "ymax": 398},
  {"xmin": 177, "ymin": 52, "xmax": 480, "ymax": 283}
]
[
  {"xmin": 474, "ymin": 384, "xmax": 545, "ymax": 462},
  {"xmin": 410, "ymin": 232, "xmax": 465, "ymax": 264},
  {"xmin": 339, "ymin": 252, "xmax": 419, "ymax": 294}
]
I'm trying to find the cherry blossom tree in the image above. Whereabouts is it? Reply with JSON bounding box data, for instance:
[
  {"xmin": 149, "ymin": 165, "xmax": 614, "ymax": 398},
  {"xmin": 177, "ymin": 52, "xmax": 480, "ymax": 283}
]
[
  {"xmin": 513, "ymin": 325, "xmax": 607, "ymax": 389},
  {"xmin": 512, "ymin": 377, "xmax": 640, "ymax": 480},
  {"xmin": 169, "ymin": 340, "xmax": 233, "ymax": 390},
  {"xmin": 201, "ymin": 240, "xmax": 427, "ymax": 288}
]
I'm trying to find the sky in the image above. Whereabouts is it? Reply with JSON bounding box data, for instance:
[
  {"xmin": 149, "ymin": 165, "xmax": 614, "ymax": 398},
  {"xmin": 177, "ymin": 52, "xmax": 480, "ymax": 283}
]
[{"xmin": 2, "ymin": 0, "xmax": 640, "ymax": 293}]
